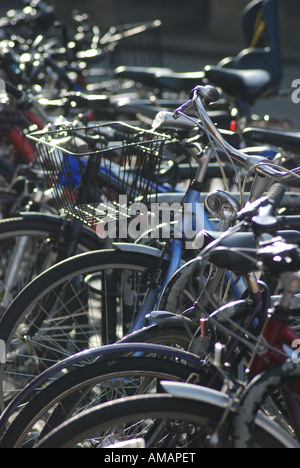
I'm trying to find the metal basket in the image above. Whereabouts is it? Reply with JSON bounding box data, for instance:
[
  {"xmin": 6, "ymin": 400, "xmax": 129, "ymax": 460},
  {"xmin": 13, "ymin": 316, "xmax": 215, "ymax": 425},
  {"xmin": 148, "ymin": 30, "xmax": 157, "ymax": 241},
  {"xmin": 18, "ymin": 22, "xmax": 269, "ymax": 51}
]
[{"xmin": 27, "ymin": 121, "xmax": 173, "ymax": 228}]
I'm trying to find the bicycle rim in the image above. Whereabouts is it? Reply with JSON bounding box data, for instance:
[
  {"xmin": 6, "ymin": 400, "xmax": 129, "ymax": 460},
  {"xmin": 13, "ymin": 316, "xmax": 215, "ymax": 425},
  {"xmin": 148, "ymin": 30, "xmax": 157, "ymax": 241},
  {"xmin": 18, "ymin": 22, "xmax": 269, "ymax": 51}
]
[
  {"xmin": 0, "ymin": 250, "xmax": 169, "ymax": 404},
  {"xmin": 35, "ymin": 394, "xmax": 288, "ymax": 448},
  {"xmin": 0, "ymin": 357, "xmax": 197, "ymax": 447}
]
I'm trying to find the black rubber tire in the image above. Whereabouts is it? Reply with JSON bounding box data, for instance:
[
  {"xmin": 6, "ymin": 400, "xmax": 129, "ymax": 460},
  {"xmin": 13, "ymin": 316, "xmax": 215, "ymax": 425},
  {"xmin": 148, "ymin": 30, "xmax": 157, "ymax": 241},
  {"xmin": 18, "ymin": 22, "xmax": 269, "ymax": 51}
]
[
  {"xmin": 35, "ymin": 394, "xmax": 288, "ymax": 448},
  {"xmin": 0, "ymin": 357, "xmax": 198, "ymax": 448},
  {"xmin": 0, "ymin": 249, "xmax": 169, "ymax": 404}
]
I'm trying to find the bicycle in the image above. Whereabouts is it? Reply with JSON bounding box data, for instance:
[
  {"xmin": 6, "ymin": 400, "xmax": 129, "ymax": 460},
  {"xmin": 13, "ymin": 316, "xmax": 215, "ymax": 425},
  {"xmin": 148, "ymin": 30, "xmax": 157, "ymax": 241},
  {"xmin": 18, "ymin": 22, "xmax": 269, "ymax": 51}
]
[
  {"xmin": 114, "ymin": 0, "xmax": 284, "ymax": 124},
  {"xmin": 0, "ymin": 86, "xmax": 249, "ymax": 342},
  {"xmin": 8, "ymin": 182, "xmax": 300, "ymax": 448},
  {"xmin": 0, "ymin": 79, "xmax": 298, "ymax": 336},
  {"xmin": 31, "ymin": 360, "xmax": 299, "ymax": 449},
  {"xmin": 0, "ymin": 1, "xmax": 163, "ymax": 94},
  {"xmin": 1, "ymin": 84, "xmax": 300, "ymax": 406}
]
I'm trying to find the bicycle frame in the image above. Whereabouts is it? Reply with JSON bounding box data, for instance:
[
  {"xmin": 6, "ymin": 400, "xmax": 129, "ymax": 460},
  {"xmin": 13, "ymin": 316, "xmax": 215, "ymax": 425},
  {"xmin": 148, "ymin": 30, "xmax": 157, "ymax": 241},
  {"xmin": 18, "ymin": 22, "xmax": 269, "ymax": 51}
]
[
  {"xmin": 0, "ymin": 103, "xmax": 45, "ymax": 165},
  {"xmin": 6, "ymin": 127, "xmax": 37, "ymax": 163},
  {"xmin": 250, "ymin": 313, "xmax": 300, "ymax": 439},
  {"xmin": 250, "ymin": 316, "xmax": 300, "ymax": 382},
  {"xmin": 129, "ymin": 146, "xmax": 249, "ymax": 332},
  {"xmin": 130, "ymin": 142, "xmax": 274, "ymax": 332}
]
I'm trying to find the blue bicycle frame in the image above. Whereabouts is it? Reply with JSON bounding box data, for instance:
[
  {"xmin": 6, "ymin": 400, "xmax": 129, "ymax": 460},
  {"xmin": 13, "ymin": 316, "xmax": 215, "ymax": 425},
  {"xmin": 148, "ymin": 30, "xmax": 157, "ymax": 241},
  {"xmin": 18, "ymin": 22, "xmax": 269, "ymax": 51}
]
[
  {"xmin": 65, "ymin": 137, "xmax": 248, "ymax": 333},
  {"xmin": 131, "ymin": 184, "xmax": 246, "ymax": 332}
]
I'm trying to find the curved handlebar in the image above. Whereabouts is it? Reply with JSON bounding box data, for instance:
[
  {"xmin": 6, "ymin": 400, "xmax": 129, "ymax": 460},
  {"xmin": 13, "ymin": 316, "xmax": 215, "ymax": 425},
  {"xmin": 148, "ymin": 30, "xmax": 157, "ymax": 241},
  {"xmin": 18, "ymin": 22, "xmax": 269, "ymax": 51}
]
[{"xmin": 174, "ymin": 85, "xmax": 300, "ymax": 182}]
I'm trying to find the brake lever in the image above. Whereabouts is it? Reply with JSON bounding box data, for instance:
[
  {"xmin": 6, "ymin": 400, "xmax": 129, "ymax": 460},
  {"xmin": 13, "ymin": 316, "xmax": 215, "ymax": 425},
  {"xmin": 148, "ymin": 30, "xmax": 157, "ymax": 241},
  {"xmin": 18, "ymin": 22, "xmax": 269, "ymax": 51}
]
[
  {"xmin": 236, "ymin": 197, "xmax": 269, "ymax": 221},
  {"xmin": 173, "ymin": 99, "xmax": 194, "ymax": 120}
]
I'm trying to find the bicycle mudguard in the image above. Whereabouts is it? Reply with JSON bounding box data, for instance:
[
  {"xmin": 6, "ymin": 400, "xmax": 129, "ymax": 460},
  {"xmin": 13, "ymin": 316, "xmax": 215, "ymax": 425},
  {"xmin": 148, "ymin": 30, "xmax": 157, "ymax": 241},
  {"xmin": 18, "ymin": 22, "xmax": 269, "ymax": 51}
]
[
  {"xmin": 19, "ymin": 211, "xmax": 67, "ymax": 222},
  {"xmin": 160, "ymin": 381, "xmax": 299, "ymax": 449},
  {"xmin": 113, "ymin": 242, "xmax": 185, "ymax": 267},
  {"xmin": 144, "ymin": 310, "xmax": 199, "ymax": 331},
  {"xmin": 0, "ymin": 343, "xmax": 202, "ymax": 436},
  {"xmin": 17, "ymin": 211, "xmax": 101, "ymax": 243},
  {"xmin": 161, "ymin": 381, "xmax": 229, "ymax": 407}
]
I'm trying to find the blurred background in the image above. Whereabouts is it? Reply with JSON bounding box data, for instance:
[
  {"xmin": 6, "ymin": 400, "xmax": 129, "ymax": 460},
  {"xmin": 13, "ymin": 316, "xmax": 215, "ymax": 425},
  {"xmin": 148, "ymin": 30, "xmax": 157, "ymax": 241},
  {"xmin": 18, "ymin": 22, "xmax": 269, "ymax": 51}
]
[
  {"xmin": 0, "ymin": 0, "xmax": 299, "ymax": 65},
  {"xmin": 0, "ymin": 0, "xmax": 299, "ymax": 124}
]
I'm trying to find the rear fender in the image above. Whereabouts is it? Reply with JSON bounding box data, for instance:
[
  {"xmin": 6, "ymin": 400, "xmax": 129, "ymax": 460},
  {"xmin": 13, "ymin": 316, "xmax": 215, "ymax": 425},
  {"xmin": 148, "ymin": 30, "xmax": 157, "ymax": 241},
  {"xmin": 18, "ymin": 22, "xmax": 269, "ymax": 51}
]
[
  {"xmin": 161, "ymin": 381, "xmax": 299, "ymax": 448},
  {"xmin": 161, "ymin": 380, "xmax": 229, "ymax": 408},
  {"xmin": 113, "ymin": 242, "xmax": 184, "ymax": 266}
]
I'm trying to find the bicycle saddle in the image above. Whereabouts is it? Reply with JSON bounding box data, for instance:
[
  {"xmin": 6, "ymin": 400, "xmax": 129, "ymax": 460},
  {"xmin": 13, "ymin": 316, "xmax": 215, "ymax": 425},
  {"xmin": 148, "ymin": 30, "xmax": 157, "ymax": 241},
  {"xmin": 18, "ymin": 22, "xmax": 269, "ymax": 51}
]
[
  {"xmin": 243, "ymin": 127, "xmax": 300, "ymax": 154},
  {"xmin": 204, "ymin": 66, "xmax": 273, "ymax": 103},
  {"xmin": 195, "ymin": 230, "xmax": 300, "ymax": 275},
  {"xmin": 115, "ymin": 66, "xmax": 205, "ymax": 92}
]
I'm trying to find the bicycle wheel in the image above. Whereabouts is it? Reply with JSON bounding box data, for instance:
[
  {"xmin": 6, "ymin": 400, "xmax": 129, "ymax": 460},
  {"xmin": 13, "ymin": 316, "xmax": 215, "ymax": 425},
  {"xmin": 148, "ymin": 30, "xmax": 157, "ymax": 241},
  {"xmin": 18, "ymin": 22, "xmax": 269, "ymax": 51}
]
[
  {"xmin": 0, "ymin": 357, "xmax": 198, "ymax": 448},
  {"xmin": 35, "ymin": 393, "xmax": 290, "ymax": 448},
  {"xmin": 0, "ymin": 215, "xmax": 102, "ymax": 313},
  {"xmin": 0, "ymin": 249, "xmax": 169, "ymax": 404}
]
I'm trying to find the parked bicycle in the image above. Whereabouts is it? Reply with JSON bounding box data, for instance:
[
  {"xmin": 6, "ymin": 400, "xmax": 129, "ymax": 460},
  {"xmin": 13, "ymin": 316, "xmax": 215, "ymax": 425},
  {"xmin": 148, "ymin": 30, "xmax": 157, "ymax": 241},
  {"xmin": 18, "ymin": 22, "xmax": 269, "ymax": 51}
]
[
  {"xmin": 1, "ymin": 84, "xmax": 300, "ymax": 408},
  {"xmin": 1, "ymin": 182, "xmax": 300, "ymax": 447},
  {"xmin": 1, "ymin": 0, "xmax": 300, "ymax": 449}
]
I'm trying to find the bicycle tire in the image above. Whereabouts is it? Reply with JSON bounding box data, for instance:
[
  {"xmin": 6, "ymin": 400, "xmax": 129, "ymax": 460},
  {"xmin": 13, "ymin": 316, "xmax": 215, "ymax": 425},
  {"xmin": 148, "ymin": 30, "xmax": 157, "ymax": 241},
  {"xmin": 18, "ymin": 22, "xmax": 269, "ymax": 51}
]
[
  {"xmin": 35, "ymin": 393, "xmax": 289, "ymax": 448},
  {"xmin": 0, "ymin": 357, "xmax": 198, "ymax": 448},
  {"xmin": 0, "ymin": 214, "xmax": 102, "ymax": 252},
  {"xmin": 0, "ymin": 249, "xmax": 170, "ymax": 404},
  {"xmin": 0, "ymin": 215, "xmax": 103, "ymax": 312},
  {"xmin": 120, "ymin": 319, "xmax": 196, "ymax": 346}
]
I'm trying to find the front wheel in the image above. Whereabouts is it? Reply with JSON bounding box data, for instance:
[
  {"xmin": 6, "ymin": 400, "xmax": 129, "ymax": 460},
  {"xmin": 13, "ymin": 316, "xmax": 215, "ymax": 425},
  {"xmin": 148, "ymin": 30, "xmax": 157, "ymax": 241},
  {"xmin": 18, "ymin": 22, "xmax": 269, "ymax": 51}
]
[
  {"xmin": 0, "ymin": 249, "xmax": 169, "ymax": 404},
  {"xmin": 0, "ymin": 357, "xmax": 198, "ymax": 448},
  {"xmin": 0, "ymin": 215, "xmax": 102, "ymax": 313},
  {"xmin": 35, "ymin": 393, "xmax": 290, "ymax": 448}
]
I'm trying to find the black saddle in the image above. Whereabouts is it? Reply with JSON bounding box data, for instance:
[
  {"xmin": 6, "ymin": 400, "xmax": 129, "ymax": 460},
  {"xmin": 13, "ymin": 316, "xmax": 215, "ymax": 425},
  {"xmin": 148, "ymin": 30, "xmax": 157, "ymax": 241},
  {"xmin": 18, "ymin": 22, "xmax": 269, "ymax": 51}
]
[
  {"xmin": 243, "ymin": 127, "xmax": 300, "ymax": 154},
  {"xmin": 115, "ymin": 66, "xmax": 205, "ymax": 93},
  {"xmin": 204, "ymin": 66, "xmax": 274, "ymax": 103},
  {"xmin": 199, "ymin": 230, "xmax": 300, "ymax": 275}
]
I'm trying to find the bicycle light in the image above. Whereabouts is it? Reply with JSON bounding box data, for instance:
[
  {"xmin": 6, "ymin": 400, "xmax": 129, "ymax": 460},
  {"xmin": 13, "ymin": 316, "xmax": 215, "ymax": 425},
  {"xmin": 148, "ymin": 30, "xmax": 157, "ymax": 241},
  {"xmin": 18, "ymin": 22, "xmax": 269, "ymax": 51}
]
[{"xmin": 205, "ymin": 190, "xmax": 240, "ymax": 221}]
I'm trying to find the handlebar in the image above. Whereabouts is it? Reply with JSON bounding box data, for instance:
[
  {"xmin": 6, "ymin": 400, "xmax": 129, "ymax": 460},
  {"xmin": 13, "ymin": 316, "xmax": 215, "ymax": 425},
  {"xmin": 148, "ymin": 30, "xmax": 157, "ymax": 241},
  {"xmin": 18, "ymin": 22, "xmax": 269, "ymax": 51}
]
[{"xmin": 174, "ymin": 86, "xmax": 300, "ymax": 183}]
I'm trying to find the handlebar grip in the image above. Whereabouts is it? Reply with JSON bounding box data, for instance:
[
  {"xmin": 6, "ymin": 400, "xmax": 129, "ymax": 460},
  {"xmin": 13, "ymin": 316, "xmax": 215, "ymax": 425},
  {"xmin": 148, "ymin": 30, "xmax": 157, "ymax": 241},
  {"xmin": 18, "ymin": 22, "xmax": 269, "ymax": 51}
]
[
  {"xmin": 192, "ymin": 85, "xmax": 220, "ymax": 107},
  {"xmin": 267, "ymin": 183, "xmax": 286, "ymax": 208},
  {"xmin": 5, "ymin": 82, "xmax": 24, "ymax": 100}
]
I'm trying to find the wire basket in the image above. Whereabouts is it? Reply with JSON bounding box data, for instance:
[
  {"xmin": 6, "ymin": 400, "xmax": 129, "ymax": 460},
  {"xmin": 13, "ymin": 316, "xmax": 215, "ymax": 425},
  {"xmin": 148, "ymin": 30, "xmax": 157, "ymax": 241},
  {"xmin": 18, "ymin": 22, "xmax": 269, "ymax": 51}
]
[{"xmin": 27, "ymin": 121, "xmax": 174, "ymax": 228}]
